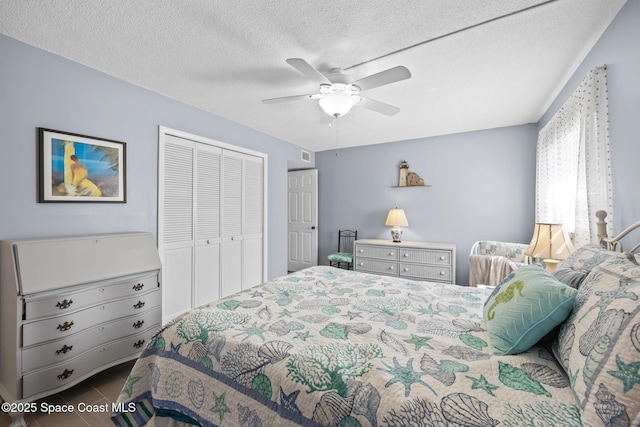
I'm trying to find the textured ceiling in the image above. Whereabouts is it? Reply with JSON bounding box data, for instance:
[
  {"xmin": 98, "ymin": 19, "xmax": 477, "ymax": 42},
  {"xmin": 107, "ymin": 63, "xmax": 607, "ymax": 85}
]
[{"xmin": 0, "ymin": 0, "xmax": 627, "ymax": 152}]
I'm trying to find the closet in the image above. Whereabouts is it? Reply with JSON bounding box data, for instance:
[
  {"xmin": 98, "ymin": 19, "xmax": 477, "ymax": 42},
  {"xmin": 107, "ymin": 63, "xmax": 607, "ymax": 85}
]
[{"xmin": 158, "ymin": 127, "xmax": 267, "ymax": 322}]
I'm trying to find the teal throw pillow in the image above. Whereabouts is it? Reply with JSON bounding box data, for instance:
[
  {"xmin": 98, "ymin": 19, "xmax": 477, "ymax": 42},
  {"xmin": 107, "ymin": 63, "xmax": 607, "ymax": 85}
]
[{"xmin": 483, "ymin": 264, "xmax": 578, "ymax": 355}]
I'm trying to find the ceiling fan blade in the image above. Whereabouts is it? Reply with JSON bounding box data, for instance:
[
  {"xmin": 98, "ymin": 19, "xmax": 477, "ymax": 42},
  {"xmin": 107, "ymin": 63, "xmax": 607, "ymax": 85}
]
[
  {"xmin": 262, "ymin": 94, "xmax": 313, "ymax": 104},
  {"xmin": 286, "ymin": 58, "xmax": 332, "ymax": 85},
  {"xmin": 356, "ymin": 96, "xmax": 401, "ymax": 116},
  {"xmin": 351, "ymin": 66, "xmax": 411, "ymax": 92}
]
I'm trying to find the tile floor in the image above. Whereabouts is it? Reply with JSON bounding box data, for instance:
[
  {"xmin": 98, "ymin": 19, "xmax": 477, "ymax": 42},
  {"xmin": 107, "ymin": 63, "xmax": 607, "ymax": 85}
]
[{"xmin": 1, "ymin": 361, "xmax": 155, "ymax": 427}]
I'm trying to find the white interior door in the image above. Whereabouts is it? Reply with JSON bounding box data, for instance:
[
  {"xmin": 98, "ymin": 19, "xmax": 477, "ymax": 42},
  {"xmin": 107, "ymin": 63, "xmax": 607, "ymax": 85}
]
[{"xmin": 287, "ymin": 169, "xmax": 318, "ymax": 272}]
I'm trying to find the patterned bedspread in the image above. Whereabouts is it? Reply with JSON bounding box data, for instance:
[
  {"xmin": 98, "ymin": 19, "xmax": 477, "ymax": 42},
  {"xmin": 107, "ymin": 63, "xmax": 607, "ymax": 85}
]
[{"xmin": 111, "ymin": 266, "xmax": 582, "ymax": 427}]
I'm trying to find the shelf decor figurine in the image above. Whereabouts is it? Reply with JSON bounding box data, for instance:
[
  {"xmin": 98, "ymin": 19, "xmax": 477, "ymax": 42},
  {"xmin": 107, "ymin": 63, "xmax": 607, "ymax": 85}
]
[
  {"xmin": 399, "ymin": 160, "xmax": 409, "ymax": 187},
  {"xmin": 394, "ymin": 160, "xmax": 428, "ymax": 187}
]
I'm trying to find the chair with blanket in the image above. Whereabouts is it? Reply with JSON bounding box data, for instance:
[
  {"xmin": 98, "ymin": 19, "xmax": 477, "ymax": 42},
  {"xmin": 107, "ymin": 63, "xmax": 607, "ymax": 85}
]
[
  {"xmin": 327, "ymin": 230, "xmax": 357, "ymax": 270},
  {"xmin": 469, "ymin": 240, "xmax": 530, "ymax": 286}
]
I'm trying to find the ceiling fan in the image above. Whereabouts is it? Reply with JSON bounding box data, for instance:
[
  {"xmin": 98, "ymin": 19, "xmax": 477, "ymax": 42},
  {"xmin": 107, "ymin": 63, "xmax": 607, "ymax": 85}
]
[{"xmin": 262, "ymin": 58, "xmax": 411, "ymax": 119}]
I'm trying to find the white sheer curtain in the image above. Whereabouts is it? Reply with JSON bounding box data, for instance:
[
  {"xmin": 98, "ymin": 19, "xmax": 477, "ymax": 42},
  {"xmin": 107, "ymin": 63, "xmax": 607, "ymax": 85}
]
[{"xmin": 535, "ymin": 65, "xmax": 613, "ymax": 247}]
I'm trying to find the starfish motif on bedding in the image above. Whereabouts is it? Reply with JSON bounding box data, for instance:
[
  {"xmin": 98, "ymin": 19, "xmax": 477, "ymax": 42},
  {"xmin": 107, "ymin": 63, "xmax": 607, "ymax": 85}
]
[
  {"xmin": 466, "ymin": 374, "xmax": 499, "ymax": 396},
  {"xmin": 251, "ymin": 290, "xmax": 264, "ymax": 298},
  {"xmin": 378, "ymin": 357, "xmax": 435, "ymax": 397},
  {"xmin": 293, "ymin": 330, "xmax": 312, "ymax": 341},
  {"xmin": 607, "ymin": 354, "xmax": 640, "ymax": 393},
  {"xmin": 278, "ymin": 309, "xmax": 297, "ymax": 318},
  {"xmin": 234, "ymin": 322, "xmax": 267, "ymax": 342},
  {"xmin": 343, "ymin": 310, "xmax": 363, "ymax": 320},
  {"xmin": 210, "ymin": 391, "xmax": 232, "ymax": 423},
  {"xmin": 404, "ymin": 334, "xmax": 434, "ymax": 351},
  {"xmin": 279, "ymin": 387, "xmax": 301, "ymax": 413},
  {"xmin": 415, "ymin": 304, "xmax": 442, "ymax": 318}
]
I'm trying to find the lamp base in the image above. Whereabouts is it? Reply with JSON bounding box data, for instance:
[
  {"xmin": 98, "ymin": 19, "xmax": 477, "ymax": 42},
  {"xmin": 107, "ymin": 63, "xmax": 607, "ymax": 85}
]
[
  {"xmin": 543, "ymin": 259, "xmax": 560, "ymax": 273},
  {"xmin": 390, "ymin": 227, "xmax": 403, "ymax": 243}
]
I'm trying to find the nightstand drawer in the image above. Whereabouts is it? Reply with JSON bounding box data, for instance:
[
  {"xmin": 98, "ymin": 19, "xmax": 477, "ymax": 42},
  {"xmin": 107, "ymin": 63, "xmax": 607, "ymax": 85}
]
[
  {"xmin": 400, "ymin": 263, "xmax": 452, "ymax": 281},
  {"xmin": 355, "ymin": 245, "xmax": 400, "ymax": 260},
  {"xmin": 356, "ymin": 259, "xmax": 399, "ymax": 275}
]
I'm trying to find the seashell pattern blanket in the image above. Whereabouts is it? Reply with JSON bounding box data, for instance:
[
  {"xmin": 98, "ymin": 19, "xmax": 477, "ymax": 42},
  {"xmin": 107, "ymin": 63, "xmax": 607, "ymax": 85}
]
[{"xmin": 111, "ymin": 266, "xmax": 582, "ymax": 427}]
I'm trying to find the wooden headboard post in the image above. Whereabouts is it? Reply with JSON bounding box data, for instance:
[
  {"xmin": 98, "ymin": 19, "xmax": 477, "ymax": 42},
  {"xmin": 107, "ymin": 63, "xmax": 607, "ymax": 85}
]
[{"xmin": 596, "ymin": 210, "xmax": 609, "ymax": 243}]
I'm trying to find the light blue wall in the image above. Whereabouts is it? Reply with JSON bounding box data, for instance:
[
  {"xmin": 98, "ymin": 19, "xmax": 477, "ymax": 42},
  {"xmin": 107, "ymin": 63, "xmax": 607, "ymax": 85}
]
[
  {"xmin": 316, "ymin": 124, "xmax": 538, "ymax": 285},
  {"xmin": 316, "ymin": 0, "xmax": 639, "ymax": 285},
  {"xmin": 538, "ymin": 0, "xmax": 640, "ymax": 239},
  {"xmin": 0, "ymin": 35, "xmax": 311, "ymax": 279}
]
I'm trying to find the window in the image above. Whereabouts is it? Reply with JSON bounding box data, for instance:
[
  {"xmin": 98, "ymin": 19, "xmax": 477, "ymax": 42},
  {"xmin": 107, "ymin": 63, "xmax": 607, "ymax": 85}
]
[{"xmin": 535, "ymin": 66, "xmax": 612, "ymax": 247}]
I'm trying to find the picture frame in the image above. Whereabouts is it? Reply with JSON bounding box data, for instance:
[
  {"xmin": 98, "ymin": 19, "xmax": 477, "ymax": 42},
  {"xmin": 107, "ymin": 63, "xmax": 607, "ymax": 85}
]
[{"xmin": 38, "ymin": 128, "xmax": 127, "ymax": 203}]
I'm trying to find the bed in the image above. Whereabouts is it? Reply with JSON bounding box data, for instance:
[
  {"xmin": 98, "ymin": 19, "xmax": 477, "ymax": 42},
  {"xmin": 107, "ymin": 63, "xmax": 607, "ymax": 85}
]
[{"xmin": 112, "ymin": 211, "xmax": 640, "ymax": 427}]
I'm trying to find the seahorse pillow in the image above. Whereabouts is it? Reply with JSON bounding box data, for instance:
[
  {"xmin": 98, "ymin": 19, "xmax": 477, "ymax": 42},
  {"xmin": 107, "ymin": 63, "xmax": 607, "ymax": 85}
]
[
  {"xmin": 483, "ymin": 264, "xmax": 578, "ymax": 355},
  {"xmin": 553, "ymin": 255, "xmax": 640, "ymax": 426}
]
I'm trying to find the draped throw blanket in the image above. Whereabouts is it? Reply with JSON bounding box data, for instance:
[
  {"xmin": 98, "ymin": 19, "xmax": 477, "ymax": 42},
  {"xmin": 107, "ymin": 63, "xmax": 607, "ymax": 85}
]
[{"xmin": 469, "ymin": 254, "xmax": 513, "ymax": 287}]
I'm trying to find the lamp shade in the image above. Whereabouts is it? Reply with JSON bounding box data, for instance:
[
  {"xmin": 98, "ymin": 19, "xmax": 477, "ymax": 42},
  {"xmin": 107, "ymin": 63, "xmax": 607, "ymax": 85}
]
[
  {"xmin": 524, "ymin": 223, "xmax": 575, "ymax": 260},
  {"xmin": 385, "ymin": 208, "xmax": 409, "ymax": 227},
  {"xmin": 319, "ymin": 92, "xmax": 356, "ymax": 117}
]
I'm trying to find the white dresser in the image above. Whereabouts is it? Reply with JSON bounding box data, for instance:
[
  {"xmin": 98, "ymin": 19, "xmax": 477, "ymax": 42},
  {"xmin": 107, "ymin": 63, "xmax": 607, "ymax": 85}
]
[
  {"xmin": 354, "ymin": 239, "xmax": 456, "ymax": 284},
  {"xmin": 0, "ymin": 232, "xmax": 161, "ymax": 424}
]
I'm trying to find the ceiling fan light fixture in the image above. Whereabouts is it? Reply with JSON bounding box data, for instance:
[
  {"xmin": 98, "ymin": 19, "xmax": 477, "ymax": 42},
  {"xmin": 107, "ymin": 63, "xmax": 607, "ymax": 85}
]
[{"xmin": 319, "ymin": 92, "xmax": 356, "ymax": 118}]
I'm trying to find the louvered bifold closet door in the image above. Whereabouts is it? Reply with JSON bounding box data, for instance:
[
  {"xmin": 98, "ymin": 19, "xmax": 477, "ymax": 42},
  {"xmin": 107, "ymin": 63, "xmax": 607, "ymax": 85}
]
[
  {"xmin": 243, "ymin": 155, "xmax": 264, "ymax": 289},
  {"xmin": 194, "ymin": 144, "xmax": 222, "ymax": 307},
  {"xmin": 159, "ymin": 135, "xmax": 195, "ymax": 320},
  {"xmin": 221, "ymin": 151, "xmax": 243, "ymax": 297}
]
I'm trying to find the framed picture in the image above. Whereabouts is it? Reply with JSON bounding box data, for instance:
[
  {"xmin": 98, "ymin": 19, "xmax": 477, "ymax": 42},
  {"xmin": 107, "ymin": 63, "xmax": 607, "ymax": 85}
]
[{"xmin": 38, "ymin": 128, "xmax": 126, "ymax": 203}]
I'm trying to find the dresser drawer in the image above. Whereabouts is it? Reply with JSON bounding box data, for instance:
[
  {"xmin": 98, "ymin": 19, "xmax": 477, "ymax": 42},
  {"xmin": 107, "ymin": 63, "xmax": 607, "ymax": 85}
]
[
  {"xmin": 22, "ymin": 307, "xmax": 161, "ymax": 372},
  {"xmin": 399, "ymin": 248, "xmax": 452, "ymax": 265},
  {"xmin": 356, "ymin": 259, "xmax": 399, "ymax": 275},
  {"xmin": 24, "ymin": 273, "xmax": 158, "ymax": 320},
  {"xmin": 400, "ymin": 263, "xmax": 452, "ymax": 282},
  {"xmin": 22, "ymin": 288, "xmax": 161, "ymax": 346},
  {"xmin": 355, "ymin": 245, "xmax": 400, "ymax": 261},
  {"xmin": 22, "ymin": 327, "xmax": 157, "ymax": 398}
]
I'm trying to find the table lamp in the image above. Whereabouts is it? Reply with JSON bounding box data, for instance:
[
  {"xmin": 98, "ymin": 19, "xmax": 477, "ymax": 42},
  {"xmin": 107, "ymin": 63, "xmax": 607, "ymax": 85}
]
[
  {"xmin": 524, "ymin": 223, "xmax": 575, "ymax": 272},
  {"xmin": 385, "ymin": 208, "xmax": 408, "ymax": 243}
]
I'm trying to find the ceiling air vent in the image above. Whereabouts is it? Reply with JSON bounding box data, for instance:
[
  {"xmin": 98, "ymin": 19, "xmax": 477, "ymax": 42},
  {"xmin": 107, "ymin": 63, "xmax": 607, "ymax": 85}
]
[{"xmin": 300, "ymin": 150, "xmax": 311, "ymax": 163}]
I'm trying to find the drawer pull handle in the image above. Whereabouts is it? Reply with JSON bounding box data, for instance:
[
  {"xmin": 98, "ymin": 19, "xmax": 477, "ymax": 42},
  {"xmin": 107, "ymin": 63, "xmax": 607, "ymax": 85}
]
[
  {"xmin": 133, "ymin": 283, "xmax": 144, "ymax": 291},
  {"xmin": 440, "ymin": 256, "xmax": 446, "ymax": 260},
  {"xmin": 56, "ymin": 299, "xmax": 73, "ymax": 309},
  {"xmin": 134, "ymin": 339, "xmax": 146, "ymax": 348},
  {"xmin": 389, "ymin": 252, "xmax": 394, "ymax": 256},
  {"xmin": 404, "ymin": 268, "xmax": 409, "ymax": 272},
  {"xmin": 403, "ymin": 253, "xmax": 409, "ymax": 257},
  {"xmin": 133, "ymin": 320, "xmax": 145, "ymax": 329},
  {"xmin": 57, "ymin": 369, "xmax": 74, "ymax": 380},
  {"xmin": 57, "ymin": 321, "xmax": 74, "ymax": 331},
  {"xmin": 359, "ymin": 262, "xmax": 364, "ymax": 266},
  {"xmin": 389, "ymin": 266, "xmax": 394, "ymax": 270},
  {"xmin": 359, "ymin": 249, "xmax": 364, "ymax": 253},
  {"xmin": 56, "ymin": 344, "xmax": 73, "ymax": 355},
  {"xmin": 440, "ymin": 271, "xmax": 445, "ymax": 275},
  {"xmin": 133, "ymin": 301, "xmax": 146, "ymax": 309}
]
